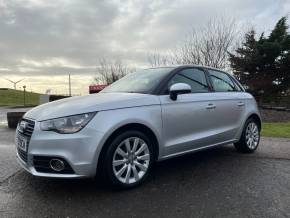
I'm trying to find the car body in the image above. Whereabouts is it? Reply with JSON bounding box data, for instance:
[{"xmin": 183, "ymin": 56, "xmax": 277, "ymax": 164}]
[{"xmin": 15, "ymin": 65, "xmax": 261, "ymax": 187}]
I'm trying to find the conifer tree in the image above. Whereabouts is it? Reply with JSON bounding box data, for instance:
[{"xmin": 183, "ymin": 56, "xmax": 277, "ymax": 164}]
[{"xmin": 229, "ymin": 17, "xmax": 290, "ymax": 95}]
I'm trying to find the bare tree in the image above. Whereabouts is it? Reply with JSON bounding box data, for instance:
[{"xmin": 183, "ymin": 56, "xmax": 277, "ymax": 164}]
[
  {"xmin": 95, "ymin": 59, "xmax": 134, "ymax": 85},
  {"xmin": 148, "ymin": 16, "xmax": 238, "ymax": 69},
  {"xmin": 147, "ymin": 51, "xmax": 172, "ymax": 67}
]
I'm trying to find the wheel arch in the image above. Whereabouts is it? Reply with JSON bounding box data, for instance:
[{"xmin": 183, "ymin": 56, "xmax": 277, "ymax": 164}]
[
  {"xmin": 235, "ymin": 112, "xmax": 262, "ymax": 141},
  {"xmin": 247, "ymin": 113, "xmax": 262, "ymax": 130},
  {"xmin": 97, "ymin": 123, "xmax": 160, "ymax": 173}
]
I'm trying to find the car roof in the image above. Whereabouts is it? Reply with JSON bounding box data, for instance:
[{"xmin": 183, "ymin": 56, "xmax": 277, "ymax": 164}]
[{"xmin": 147, "ymin": 64, "xmax": 227, "ymax": 72}]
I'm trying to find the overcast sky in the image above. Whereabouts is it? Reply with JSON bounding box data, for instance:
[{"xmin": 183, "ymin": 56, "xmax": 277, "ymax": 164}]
[{"xmin": 0, "ymin": 0, "xmax": 289, "ymax": 95}]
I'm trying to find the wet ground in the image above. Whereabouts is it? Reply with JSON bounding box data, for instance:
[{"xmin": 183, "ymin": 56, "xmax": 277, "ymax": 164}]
[{"xmin": 0, "ymin": 122, "xmax": 289, "ymax": 217}]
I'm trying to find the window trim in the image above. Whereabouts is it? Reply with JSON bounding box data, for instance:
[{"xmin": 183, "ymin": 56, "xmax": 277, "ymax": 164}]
[
  {"xmin": 205, "ymin": 68, "xmax": 242, "ymax": 93},
  {"xmin": 156, "ymin": 66, "xmax": 212, "ymax": 95},
  {"xmin": 229, "ymin": 75, "xmax": 245, "ymax": 92}
]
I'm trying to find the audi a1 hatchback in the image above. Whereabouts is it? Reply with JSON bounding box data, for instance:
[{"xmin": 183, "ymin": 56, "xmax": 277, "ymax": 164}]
[{"xmin": 16, "ymin": 65, "xmax": 261, "ymax": 188}]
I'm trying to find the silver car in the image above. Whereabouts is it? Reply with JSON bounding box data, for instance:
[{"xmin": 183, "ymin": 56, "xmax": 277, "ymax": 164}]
[{"xmin": 16, "ymin": 65, "xmax": 261, "ymax": 188}]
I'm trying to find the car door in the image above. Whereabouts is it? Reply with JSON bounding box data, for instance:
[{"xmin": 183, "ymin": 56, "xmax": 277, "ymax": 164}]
[
  {"xmin": 159, "ymin": 67, "xmax": 220, "ymax": 157},
  {"xmin": 206, "ymin": 69, "xmax": 246, "ymax": 143}
]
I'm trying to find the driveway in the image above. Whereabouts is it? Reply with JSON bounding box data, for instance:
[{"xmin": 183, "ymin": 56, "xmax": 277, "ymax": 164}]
[{"xmin": 0, "ymin": 125, "xmax": 289, "ymax": 217}]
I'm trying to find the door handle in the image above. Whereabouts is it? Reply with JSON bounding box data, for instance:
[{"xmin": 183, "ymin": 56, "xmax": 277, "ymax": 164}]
[
  {"xmin": 206, "ymin": 103, "xmax": 216, "ymax": 109},
  {"xmin": 237, "ymin": 102, "xmax": 245, "ymax": 107}
]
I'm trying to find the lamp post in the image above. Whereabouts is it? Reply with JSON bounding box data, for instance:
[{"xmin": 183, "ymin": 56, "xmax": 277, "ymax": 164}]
[
  {"xmin": 23, "ymin": 85, "xmax": 26, "ymax": 106},
  {"xmin": 68, "ymin": 74, "xmax": 71, "ymax": 96}
]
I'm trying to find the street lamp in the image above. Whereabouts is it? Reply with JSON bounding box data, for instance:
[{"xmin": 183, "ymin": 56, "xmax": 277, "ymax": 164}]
[
  {"xmin": 23, "ymin": 85, "xmax": 26, "ymax": 106},
  {"xmin": 69, "ymin": 74, "xmax": 72, "ymax": 96}
]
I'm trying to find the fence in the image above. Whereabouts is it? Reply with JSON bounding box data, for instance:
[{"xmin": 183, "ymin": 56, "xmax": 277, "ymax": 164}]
[{"xmin": 254, "ymin": 95, "xmax": 290, "ymax": 109}]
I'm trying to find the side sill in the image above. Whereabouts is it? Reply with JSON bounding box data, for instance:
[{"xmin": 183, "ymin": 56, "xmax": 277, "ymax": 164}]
[{"xmin": 158, "ymin": 139, "xmax": 237, "ymax": 161}]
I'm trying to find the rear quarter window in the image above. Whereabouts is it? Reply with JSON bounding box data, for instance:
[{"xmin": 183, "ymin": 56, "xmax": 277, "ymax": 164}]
[{"xmin": 208, "ymin": 70, "xmax": 237, "ymax": 92}]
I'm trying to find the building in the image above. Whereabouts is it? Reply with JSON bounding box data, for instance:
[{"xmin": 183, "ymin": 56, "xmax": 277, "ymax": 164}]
[{"xmin": 89, "ymin": 84, "xmax": 107, "ymax": 94}]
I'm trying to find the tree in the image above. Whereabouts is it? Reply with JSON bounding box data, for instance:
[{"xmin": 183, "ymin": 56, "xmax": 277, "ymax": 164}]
[
  {"xmin": 95, "ymin": 59, "xmax": 134, "ymax": 85},
  {"xmin": 148, "ymin": 17, "xmax": 238, "ymax": 69},
  {"xmin": 229, "ymin": 17, "xmax": 290, "ymax": 95},
  {"xmin": 147, "ymin": 51, "xmax": 171, "ymax": 67}
]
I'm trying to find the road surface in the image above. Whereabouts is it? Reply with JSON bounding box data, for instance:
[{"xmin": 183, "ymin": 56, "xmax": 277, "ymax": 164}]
[{"xmin": 0, "ymin": 123, "xmax": 289, "ymax": 217}]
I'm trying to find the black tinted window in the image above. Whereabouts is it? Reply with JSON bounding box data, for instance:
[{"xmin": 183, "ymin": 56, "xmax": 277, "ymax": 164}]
[
  {"xmin": 208, "ymin": 70, "xmax": 236, "ymax": 92},
  {"xmin": 167, "ymin": 68, "xmax": 209, "ymax": 93}
]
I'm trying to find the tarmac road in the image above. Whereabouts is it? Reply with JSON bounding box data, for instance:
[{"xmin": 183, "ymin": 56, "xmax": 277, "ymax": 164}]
[{"xmin": 0, "ymin": 124, "xmax": 290, "ymax": 218}]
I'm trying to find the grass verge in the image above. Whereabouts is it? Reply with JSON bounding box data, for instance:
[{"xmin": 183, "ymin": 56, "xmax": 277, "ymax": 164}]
[
  {"xmin": 261, "ymin": 122, "xmax": 290, "ymax": 138},
  {"xmin": 0, "ymin": 89, "xmax": 40, "ymax": 107}
]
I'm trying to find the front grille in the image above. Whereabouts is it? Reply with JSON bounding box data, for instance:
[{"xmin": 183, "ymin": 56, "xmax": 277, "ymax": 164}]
[
  {"xmin": 16, "ymin": 118, "xmax": 35, "ymax": 163},
  {"xmin": 19, "ymin": 118, "xmax": 35, "ymax": 138},
  {"xmin": 33, "ymin": 156, "xmax": 74, "ymax": 174},
  {"xmin": 17, "ymin": 148, "xmax": 28, "ymax": 162}
]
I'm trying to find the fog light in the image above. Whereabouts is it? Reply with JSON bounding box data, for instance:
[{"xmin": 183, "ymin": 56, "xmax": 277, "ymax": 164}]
[{"xmin": 49, "ymin": 159, "xmax": 65, "ymax": 172}]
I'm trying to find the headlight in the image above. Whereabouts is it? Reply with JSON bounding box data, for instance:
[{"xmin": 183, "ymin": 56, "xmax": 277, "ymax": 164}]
[{"xmin": 40, "ymin": 112, "xmax": 96, "ymax": 134}]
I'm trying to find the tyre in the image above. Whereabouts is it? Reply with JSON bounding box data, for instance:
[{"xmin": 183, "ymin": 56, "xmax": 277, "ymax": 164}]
[
  {"xmin": 234, "ymin": 118, "xmax": 261, "ymax": 153},
  {"xmin": 100, "ymin": 130, "xmax": 154, "ymax": 189}
]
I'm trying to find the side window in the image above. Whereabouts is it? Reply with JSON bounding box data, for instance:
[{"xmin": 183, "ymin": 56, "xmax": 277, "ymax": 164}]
[
  {"xmin": 208, "ymin": 70, "xmax": 236, "ymax": 92},
  {"xmin": 167, "ymin": 68, "xmax": 209, "ymax": 93},
  {"xmin": 232, "ymin": 78, "xmax": 244, "ymax": 92}
]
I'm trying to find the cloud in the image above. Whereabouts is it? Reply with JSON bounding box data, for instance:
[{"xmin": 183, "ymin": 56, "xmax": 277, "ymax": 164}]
[{"xmin": 0, "ymin": 0, "xmax": 289, "ymax": 94}]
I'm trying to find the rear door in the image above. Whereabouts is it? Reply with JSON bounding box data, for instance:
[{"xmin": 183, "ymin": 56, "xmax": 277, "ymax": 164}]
[{"xmin": 206, "ymin": 69, "xmax": 246, "ymax": 142}]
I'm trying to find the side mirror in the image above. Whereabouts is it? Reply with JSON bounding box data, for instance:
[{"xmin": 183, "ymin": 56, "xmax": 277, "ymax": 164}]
[{"xmin": 169, "ymin": 83, "xmax": 191, "ymax": 100}]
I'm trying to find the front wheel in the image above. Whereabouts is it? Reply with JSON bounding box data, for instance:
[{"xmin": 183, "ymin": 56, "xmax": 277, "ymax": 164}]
[
  {"xmin": 234, "ymin": 118, "xmax": 261, "ymax": 153},
  {"xmin": 101, "ymin": 130, "xmax": 154, "ymax": 189}
]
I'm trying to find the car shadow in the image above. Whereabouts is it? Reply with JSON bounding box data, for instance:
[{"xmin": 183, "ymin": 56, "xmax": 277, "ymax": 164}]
[{"xmin": 14, "ymin": 144, "xmax": 239, "ymax": 194}]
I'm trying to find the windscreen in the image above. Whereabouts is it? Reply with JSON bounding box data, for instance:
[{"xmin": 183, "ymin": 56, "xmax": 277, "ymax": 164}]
[{"xmin": 101, "ymin": 67, "xmax": 173, "ymax": 94}]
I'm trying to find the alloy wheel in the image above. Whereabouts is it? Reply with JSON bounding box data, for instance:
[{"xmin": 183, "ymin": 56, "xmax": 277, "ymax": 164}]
[
  {"xmin": 245, "ymin": 122, "xmax": 259, "ymax": 150},
  {"xmin": 112, "ymin": 137, "xmax": 150, "ymax": 184}
]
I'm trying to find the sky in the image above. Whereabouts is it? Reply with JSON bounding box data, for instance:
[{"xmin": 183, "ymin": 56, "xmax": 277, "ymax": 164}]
[{"xmin": 0, "ymin": 0, "xmax": 289, "ymax": 95}]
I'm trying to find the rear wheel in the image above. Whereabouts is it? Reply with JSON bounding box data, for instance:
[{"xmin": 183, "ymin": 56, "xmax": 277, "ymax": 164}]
[
  {"xmin": 234, "ymin": 118, "xmax": 260, "ymax": 153},
  {"xmin": 101, "ymin": 130, "xmax": 154, "ymax": 189}
]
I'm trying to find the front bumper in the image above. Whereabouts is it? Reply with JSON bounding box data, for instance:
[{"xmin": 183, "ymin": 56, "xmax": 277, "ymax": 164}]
[
  {"xmin": 16, "ymin": 118, "xmax": 105, "ymax": 178},
  {"xmin": 16, "ymin": 155, "xmax": 85, "ymax": 178}
]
